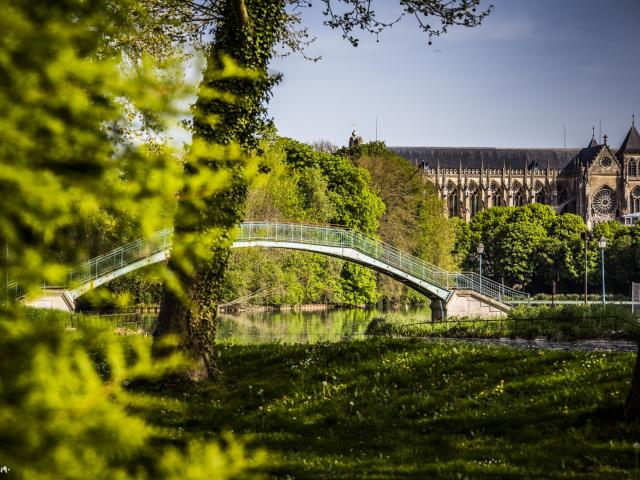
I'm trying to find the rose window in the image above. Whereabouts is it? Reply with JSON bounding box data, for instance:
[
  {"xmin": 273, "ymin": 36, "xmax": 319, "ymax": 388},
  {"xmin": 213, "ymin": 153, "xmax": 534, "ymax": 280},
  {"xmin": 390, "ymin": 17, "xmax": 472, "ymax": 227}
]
[
  {"xmin": 600, "ymin": 157, "xmax": 612, "ymax": 168},
  {"xmin": 592, "ymin": 188, "xmax": 617, "ymax": 218}
]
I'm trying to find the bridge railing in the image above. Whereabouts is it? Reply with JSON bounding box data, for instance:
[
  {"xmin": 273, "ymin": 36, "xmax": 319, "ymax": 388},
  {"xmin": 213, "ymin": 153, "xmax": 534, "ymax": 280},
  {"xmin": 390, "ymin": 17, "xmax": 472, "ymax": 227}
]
[
  {"xmin": 238, "ymin": 222, "xmax": 528, "ymax": 304},
  {"xmin": 452, "ymin": 272, "xmax": 526, "ymax": 303},
  {"xmin": 10, "ymin": 222, "xmax": 527, "ymax": 305},
  {"xmin": 67, "ymin": 227, "xmax": 173, "ymax": 286},
  {"xmin": 6, "ymin": 280, "xmax": 24, "ymax": 300}
]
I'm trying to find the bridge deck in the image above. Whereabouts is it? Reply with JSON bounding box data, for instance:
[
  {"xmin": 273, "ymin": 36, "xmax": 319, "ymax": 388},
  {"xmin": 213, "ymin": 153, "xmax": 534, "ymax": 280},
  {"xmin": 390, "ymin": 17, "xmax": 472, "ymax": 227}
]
[{"xmin": 14, "ymin": 222, "xmax": 529, "ymax": 308}]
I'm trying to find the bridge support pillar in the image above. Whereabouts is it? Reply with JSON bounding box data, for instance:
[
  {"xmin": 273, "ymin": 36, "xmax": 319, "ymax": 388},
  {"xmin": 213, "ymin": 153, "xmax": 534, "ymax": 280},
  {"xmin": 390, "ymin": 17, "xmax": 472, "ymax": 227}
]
[
  {"xmin": 444, "ymin": 290, "xmax": 509, "ymax": 318},
  {"xmin": 23, "ymin": 290, "xmax": 75, "ymax": 312},
  {"xmin": 430, "ymin": 298, "xmax": 445, "ymax": 321}
]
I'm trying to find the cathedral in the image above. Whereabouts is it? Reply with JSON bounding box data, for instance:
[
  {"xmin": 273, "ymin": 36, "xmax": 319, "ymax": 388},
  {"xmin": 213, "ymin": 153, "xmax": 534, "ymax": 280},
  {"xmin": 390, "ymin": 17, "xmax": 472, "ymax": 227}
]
[{"xmin": 391, "ymin": 119, "xmax": 640, "ymax": 228}]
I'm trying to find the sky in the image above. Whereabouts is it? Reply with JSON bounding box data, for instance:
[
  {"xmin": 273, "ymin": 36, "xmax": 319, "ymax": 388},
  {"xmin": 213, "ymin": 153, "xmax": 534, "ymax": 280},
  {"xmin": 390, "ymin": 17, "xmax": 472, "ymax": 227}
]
[{"xmin": 267, "ymin": 0, "xmax": 640, "ymax": 149}]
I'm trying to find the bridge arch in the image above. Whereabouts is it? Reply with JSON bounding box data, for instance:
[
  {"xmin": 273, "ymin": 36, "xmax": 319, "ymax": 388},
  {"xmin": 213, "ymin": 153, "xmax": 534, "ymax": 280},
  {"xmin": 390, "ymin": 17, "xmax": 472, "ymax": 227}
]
[{"xmin": 24, "ymin": 222, "xmax": 527, "ymax": 317}]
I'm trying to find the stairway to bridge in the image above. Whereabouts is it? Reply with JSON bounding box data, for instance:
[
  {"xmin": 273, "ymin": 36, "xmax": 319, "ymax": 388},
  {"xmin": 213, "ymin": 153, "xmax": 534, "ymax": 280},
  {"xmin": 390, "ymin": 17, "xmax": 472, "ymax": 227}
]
[{"xmin": 17, "ymin": 222, "xmax": 528, "ymax": 318}]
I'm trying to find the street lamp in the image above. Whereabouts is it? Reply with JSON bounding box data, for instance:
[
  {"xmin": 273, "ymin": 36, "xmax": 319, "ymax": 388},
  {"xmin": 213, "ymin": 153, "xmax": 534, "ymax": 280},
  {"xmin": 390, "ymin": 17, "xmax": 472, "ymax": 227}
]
[
  {"xmin": 598, "ymin": 235, "xmax": 607, "ymax": 306},
  {"xmin": 583, "ymin": 231, "xmax": 592, "ymax": 304},
  {"xmin": 477, "ymin": 242, "xmax": 485, "ymax": 292}
]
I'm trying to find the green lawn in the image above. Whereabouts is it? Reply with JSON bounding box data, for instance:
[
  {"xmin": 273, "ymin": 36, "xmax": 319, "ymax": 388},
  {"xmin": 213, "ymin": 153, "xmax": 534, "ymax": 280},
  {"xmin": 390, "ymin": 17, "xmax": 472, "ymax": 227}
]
[{"xmin": 139, "ymin": 339, "xmax": 640, "ymax": 479}]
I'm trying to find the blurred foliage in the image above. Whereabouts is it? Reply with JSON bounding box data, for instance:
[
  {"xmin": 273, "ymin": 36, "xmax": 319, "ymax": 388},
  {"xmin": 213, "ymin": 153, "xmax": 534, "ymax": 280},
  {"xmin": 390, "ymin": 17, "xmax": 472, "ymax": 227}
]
[
  {"xmin": 0, "ymin": 314, "xmax": 266, "ymax": 479},
  {"xmin": 0, "ymin": 1, "xmax": 265, "ymax": 475},
  {"xmin": 0, "ymin": 0, "xmax": 232, "ymax": 297}
]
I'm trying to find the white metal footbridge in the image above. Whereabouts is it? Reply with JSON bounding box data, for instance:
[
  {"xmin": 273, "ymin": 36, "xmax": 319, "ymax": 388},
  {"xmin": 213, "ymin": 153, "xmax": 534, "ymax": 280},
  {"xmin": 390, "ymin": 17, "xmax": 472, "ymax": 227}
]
[{"xmin": 15, "ymin": 222, "xmax": 528, "ymax": 317}]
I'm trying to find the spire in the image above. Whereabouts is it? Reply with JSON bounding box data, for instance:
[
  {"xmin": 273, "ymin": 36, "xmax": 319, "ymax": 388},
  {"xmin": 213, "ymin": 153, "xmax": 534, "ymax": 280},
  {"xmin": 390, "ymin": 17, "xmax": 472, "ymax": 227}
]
[
  {"xmin": 588, "ymin": 126, "xmax": 598, "ymax": 148},
  {"xmin": 618, "ymin": 116, "xmax": 640, "ymax": 155}
]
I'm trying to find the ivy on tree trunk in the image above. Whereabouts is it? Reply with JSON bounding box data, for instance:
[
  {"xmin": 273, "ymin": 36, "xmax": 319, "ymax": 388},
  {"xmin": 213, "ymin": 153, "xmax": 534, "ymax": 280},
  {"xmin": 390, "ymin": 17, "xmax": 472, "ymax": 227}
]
[{"xmin": 153, "ymin": 0, "xmax": 286, "ymax": 379}]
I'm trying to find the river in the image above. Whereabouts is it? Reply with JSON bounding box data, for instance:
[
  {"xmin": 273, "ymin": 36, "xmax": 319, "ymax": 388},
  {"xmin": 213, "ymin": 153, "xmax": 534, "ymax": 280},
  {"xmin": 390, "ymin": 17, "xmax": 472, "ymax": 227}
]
[
  {"xmin": 217, "ymin": 305, "xmax": 431, "ymax": 344},
  {"xmin": 216, "ymin": 305, "xmax": 637, "ymax": 352}
]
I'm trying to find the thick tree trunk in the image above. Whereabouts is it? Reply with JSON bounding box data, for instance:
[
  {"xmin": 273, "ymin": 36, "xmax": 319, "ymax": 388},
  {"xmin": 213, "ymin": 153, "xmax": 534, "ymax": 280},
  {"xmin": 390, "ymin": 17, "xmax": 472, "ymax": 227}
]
[
  {"xmin": 625, "ymin": 339, "xmax": 640, "ymax": 420},
  {"xmin": 154, "ymin": 240, "xmax": 232, "ymax": 379},
  {"xmin": 153, "ymin": 0, "xmax": 286, "ymax": 380}
]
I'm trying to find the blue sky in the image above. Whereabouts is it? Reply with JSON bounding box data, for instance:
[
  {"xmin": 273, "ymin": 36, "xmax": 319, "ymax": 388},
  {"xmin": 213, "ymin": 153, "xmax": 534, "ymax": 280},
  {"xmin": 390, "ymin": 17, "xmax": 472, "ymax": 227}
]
[{"xmin": 268, "ymin": 0, "xmax": 640, "ymax": 148}]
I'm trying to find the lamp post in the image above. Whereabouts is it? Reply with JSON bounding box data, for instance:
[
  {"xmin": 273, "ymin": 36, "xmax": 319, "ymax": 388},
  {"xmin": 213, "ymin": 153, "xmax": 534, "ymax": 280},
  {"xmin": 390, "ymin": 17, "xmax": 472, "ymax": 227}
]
[
  {"xmin": 598, "ymin": 235, "xmax": 607, "ymax": 306},
  {"xmin": 583, "ymin": 231, "xmax": 592, "ymax": 304},
  {"xmin": 477, "ymin": 242, "xmax": 485, "ymax": 293}
]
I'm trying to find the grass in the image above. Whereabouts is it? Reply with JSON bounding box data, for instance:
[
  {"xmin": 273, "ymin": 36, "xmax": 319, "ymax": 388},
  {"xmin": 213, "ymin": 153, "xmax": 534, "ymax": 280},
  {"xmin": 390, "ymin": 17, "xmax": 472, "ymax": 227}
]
[
  {"xmin": 23, "ymin": 307, "xmax": 156, "ymax": 334},
  {"xmin": 531, "ymin": 293, "xmax": 631, "ymax": 302},
  {"xmin": 367, "ymin": 304, "xmax": 639, "ymax": 341},
  {"xmin": 136, "ymin": 338, "xmax": 640, "ymax": 479}
]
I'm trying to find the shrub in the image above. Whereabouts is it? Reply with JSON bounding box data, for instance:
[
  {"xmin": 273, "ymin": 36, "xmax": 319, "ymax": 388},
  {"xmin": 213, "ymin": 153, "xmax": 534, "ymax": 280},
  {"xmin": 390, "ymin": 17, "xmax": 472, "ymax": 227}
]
[{"xmin": 0, "ymin": 311, "xmax": 266, "ymax": 480}]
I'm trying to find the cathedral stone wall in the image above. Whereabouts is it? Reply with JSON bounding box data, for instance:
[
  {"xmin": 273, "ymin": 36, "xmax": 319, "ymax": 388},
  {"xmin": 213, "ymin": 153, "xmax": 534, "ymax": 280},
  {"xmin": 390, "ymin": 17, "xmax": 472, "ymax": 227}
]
[{"xmin": 391, "ymin": 120, "xmax": 640, "ymax": 229}]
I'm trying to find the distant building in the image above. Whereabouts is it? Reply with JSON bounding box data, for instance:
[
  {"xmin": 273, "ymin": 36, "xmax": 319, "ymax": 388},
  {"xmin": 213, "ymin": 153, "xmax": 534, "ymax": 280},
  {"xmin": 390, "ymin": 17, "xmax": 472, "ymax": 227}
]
[{"xmin": 391, "ymin": 120, "xmax": 640, "ymax": 228}]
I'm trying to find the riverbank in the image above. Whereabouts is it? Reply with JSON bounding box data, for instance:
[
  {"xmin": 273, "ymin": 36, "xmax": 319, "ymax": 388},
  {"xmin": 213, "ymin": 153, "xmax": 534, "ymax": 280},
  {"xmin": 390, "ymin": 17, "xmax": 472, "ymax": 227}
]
[
  {"xmin": 140, "ymin": 338, "xmax": 639, "ymax": 478},
  {"xmin": 220, "ymin": 303, "xmax": 341, "ymax": 313}
]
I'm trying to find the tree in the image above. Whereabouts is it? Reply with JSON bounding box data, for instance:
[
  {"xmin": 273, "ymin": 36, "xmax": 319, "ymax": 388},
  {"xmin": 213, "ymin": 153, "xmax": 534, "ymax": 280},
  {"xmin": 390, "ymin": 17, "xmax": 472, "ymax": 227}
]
[
  {"xmin": 350, "ymin": 142, "xmax": 456, "ymax": 303},
  {"xmin": 458, "ymin": 205, "xmax": 591, "ymax": 291},
  {"xmin": 0, "ymin": 0, "xmax": 264, "ymax": 476},
  {"xmin": 283, "ymin": 139, "xmax": 386, "ymax": 305},
  {"xmin": 221, "ymin": 137, "xmax": 384, "ymax": 306},
  {"xmin": 0, "ymin": 0, "xmax": 195, "ymax": 296},
  {"xmin": 152, "ymin": 0, "xmax": 493, "ymax": 379}
]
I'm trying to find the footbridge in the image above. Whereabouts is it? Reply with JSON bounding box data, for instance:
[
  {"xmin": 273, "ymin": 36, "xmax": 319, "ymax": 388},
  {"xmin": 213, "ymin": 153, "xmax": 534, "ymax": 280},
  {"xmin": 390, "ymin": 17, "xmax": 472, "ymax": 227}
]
[{"xmin": 20, "ymin": 222, "xmax": 529, "ymax": 318}]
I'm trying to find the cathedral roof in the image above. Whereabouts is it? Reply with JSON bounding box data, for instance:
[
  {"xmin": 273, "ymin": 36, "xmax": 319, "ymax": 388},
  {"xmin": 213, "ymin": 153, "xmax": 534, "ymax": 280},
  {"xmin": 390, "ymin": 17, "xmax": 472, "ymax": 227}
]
[
  {"xmin": 389, "ymin": 147, "xmax": 581, "ymax": 170},
  {"xmin": 618, "ymin": 123, "xmax": 640, "ymax": 154},
  {"xmin": 577, "ymin": 145, "xmax": 602, "ymax": 166}
]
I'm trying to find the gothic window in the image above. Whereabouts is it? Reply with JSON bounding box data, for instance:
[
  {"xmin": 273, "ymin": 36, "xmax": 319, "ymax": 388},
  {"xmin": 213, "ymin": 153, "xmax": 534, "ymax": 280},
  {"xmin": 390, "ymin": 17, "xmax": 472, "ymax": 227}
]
[
  {"xmin": 629, "ymin": 159, "xmax": 638, "ymax": 177},
  {"xmin": 489, "ymin": 181, "xmax": 502, "ymax": 207},
  {"xmin": 557, "ymin": 183, "xmax": 570, "ymax": 205},
  {"xmin": 446, "ymin": 180, "xmax": 456, "ymax": 194},
  {"xmin": 448, "ymin": 190, "xmax": 459, "ymax": 217},
  {"xmin": 631, "ymin": 186, "xmax": 640, "ymax": 214},
  {"xmin": 533, "ymin": 181, "xmax": 545, "ymax": 204},
  {"xmin": 469, "ymin": 182, "xmax": 479, "ymax": 217},
  {"xmin": 600, "ymin": 156, "xmax": 612, "ymax": 168},
  {"xmin": 513, "ymin": 182, "xmax": 526, "ymax": 207},
  {"xmin": 591, "ymin": 187, "xmax": 618, "ymax": 223}
]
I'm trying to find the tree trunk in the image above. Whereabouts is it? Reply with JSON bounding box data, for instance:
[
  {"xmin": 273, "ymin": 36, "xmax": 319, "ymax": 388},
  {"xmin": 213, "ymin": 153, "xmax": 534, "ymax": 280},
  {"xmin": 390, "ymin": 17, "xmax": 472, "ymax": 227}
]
[
  {"xmin": 153, "ymin": 0, "xmax": 286, "ymax": 380},
  {"xmin": 154, "ymin": 238, "xmax": 232, "ymax": 379}
]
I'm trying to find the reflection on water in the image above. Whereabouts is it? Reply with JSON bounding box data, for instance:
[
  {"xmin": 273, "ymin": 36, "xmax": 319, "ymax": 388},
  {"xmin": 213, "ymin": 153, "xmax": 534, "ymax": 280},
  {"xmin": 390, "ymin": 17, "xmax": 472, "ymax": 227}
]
[{"xmin": 217, "ymin": 305, "xmax": 431, "ymax": 344}]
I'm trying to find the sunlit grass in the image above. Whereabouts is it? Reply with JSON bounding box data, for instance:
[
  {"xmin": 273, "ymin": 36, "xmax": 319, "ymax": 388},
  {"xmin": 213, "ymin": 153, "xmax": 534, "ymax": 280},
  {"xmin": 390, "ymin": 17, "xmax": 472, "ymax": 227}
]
[{"xmin": 139, "ymin": 339, "xmax": 640, "ymax": 479}]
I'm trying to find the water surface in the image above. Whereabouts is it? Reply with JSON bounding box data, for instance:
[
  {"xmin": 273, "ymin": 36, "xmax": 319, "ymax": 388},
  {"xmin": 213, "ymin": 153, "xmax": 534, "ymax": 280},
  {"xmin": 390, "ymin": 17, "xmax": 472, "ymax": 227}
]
[{"xmin": 217, "ymin": 305, "xmax": 431, "ymax": 344}]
